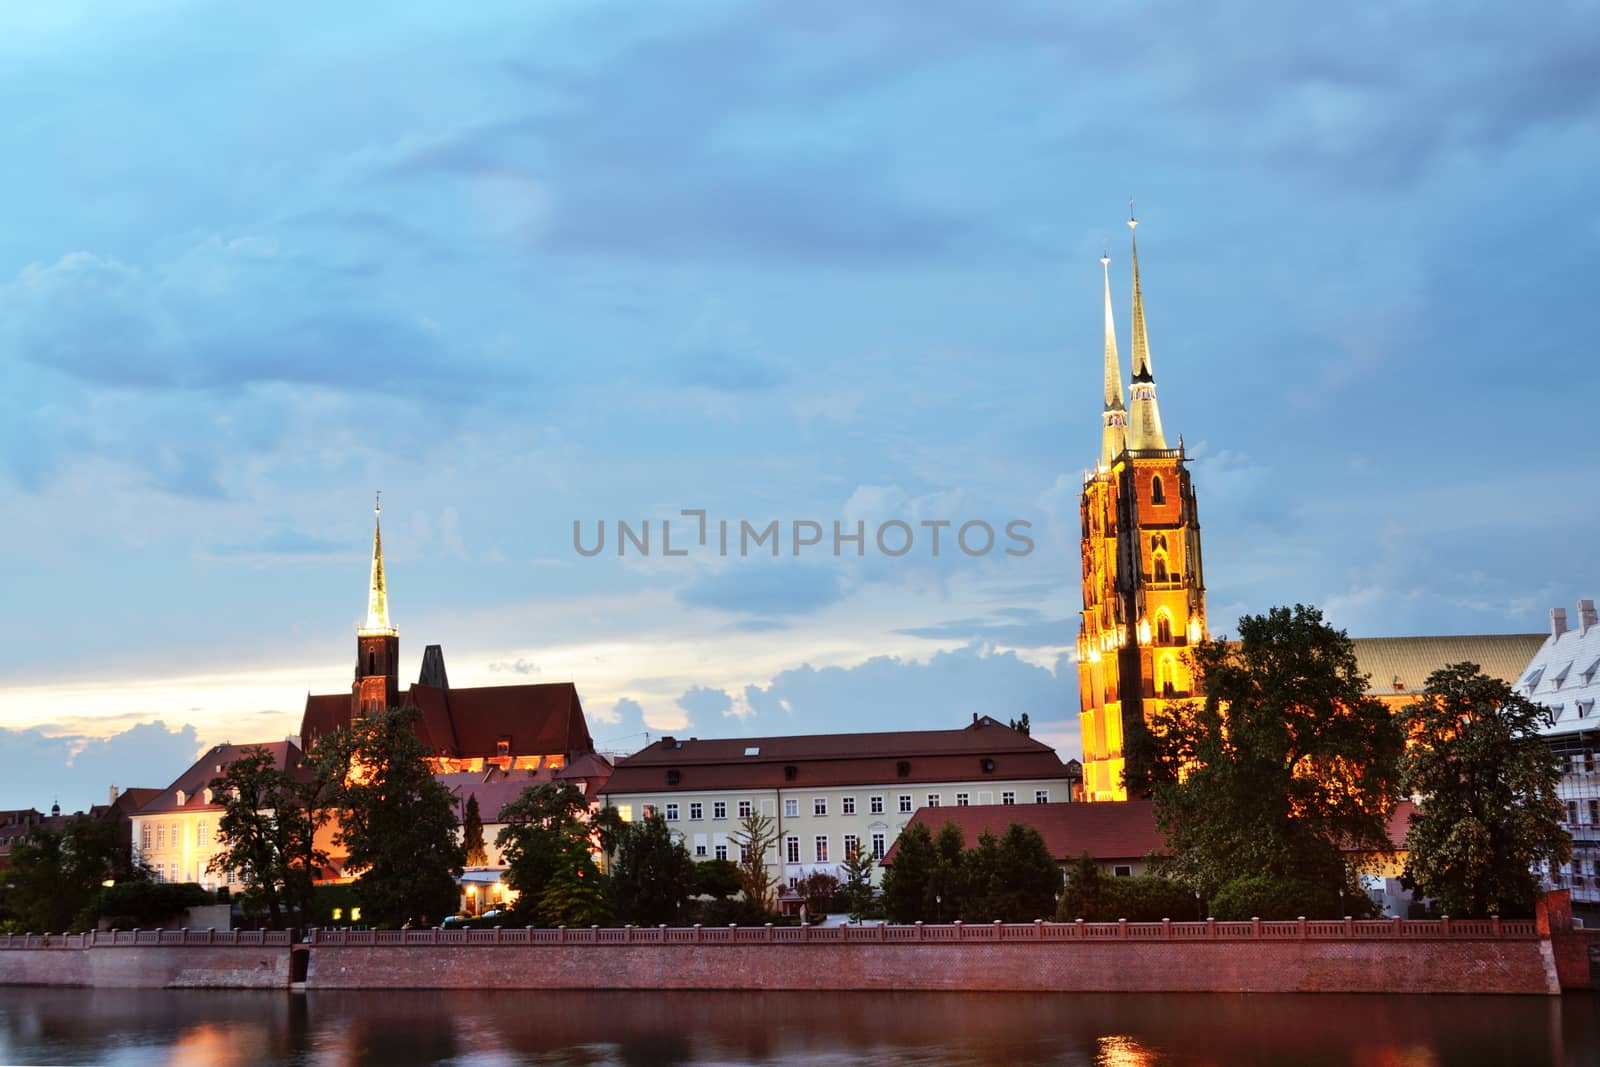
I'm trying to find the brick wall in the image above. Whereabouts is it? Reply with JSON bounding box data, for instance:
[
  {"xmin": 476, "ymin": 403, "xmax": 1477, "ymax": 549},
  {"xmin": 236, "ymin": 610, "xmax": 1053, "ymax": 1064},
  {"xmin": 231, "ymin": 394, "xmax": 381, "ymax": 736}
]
[
  {"xmin": 0, "ymin": 945, "xmax": 290, "ymax": 989},
  {"xmin": 308, "ymin": 938, "xmax": 1557, "ymax": 995}
]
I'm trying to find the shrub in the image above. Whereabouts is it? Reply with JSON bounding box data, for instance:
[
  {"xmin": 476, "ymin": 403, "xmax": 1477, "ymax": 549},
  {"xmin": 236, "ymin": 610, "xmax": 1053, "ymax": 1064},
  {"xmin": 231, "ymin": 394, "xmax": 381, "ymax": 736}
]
[
  {"xmin": 1057, "ymin": 862, "xmax": 1197, "ymax": 922},
  {"xmin": 96, "ymin": 881, "xmax": 212, "ymax": 928},
  {"xmin": 1210, "ymin": 873, "xmax": 1339, "ymax": 920}
]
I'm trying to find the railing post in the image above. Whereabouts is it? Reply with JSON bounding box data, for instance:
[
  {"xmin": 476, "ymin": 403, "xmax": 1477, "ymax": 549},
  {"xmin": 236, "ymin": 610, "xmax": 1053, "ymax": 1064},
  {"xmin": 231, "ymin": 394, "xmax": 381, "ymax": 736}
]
[
  {"xmin": 1251, "ymin": 917, "xmax": 1262, "ymax": 938},
  {"xmin": 765, "ymin": 923, "xmax": 774, "ymax": 942},
  {"xmin": 1297, "ymin": 916, "xmax": 1307, "ymax": 939},
  {"xmin": 1075, "ymin": 918, "xmax": 1085, "ymax": 939},
  {"xmin": 1162, "ymin": 918, "xmax": 1171, "ymax": 938},
  {"xmin": 1035, "ymin": 918, "xmax": 1045, "ymax": 939},
  {"xmin": 694, "ymin": 924, "xmax": 703, "ymax": 943},
  {"xmin": 1441, "ymin": 915, "xmax": 1452, "ymax": 937},
  {"xmin": 1207, "ymin": 917, "xmax": 1216, "ymax": 938},
  {"xmin": 1490, "ymin": 915, "xmax": 1501, "ymax": 937},
  {"xmin": 1118, "ymin": 919, "xmax": 1128, "ymax": 938},
  {"xmin": 1344, "ymin": 916, "xmax": 1354, "ymax": 937},
  {"xmin": 915, "ymin": 921, "xmax": 924, "ymax": 941},
  {"xmin": 1392, "ymin": 915, "xmax": 1403, "ymax": 936},
  {"xmin": 208, "ymin": 928, "xmax": 216, "ymax": 945},
  {"xmin": 624, "ymin": 924, "xmax": 633, "ymax": 944}
]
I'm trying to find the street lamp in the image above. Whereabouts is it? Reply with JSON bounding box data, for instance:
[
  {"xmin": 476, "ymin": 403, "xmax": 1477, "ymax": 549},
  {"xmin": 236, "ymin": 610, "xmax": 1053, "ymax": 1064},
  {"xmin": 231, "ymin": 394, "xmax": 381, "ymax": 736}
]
[{"xmin": 935, "ymin": 894, "xmax": 942, "ymax": 923}]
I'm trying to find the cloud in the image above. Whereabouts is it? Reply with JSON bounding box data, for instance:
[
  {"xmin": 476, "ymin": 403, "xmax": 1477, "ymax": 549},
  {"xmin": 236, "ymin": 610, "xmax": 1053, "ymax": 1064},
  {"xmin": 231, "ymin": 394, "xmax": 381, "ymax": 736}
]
[
  {"xmin": 676, "ymin": 562, "xmax": 846, "ymax": 617},
  {"xmin": 897, "ymin": 609, "xmax": 1074, "ymax": 649},
  {"xmin": 488, "ymin": 657, "xmax": 541, "ymax": 675},
  {"xmin": 0, "ymin": 720, "xmax": 202, "ymax": 813},
  {"xmin": 676, "ymin": 686, "xmax": 734, "ymax": 719}
]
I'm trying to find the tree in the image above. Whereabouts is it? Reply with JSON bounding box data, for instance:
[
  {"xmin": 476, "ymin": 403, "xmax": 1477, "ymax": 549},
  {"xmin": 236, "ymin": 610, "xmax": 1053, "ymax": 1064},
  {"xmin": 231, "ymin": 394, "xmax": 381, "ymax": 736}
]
[
  {"xmin": 1058, "ymin": 853, "xmax": 1110, "ymax": 921},
  {"xmin": 608, "ymin": 813, "xmax": 696, "ymax": 925},
  {"xmin": 496, "ymin": 783, "xmax": 599, "ymax": 926},
  {"xmin": 6, "ymin": 817, "xmax": 139, "ymax": 933},
  {"xmin": 731, "ymin": 812, "xmax": 779, "ymax": 910},
  {"xmin": 795, "ymin": 872, "xmax": 841, "ymax": 917},
  {"xmin": 1398, "ymin": 663, "xmax": 1569, "ymax": 917},
  {"xmin": 964, "ymin": 824, "xmax": 1059, "ymax": 921},
  {"xmin": 928, "ymin": 821, "xmax": 967, "ymax": 922},
  {"xmin": 462, "ymin": 794, "xmax": 488, "ymax": 867},
  {"xmin": 1142, "ymin": 604, "xmax": 1404, "ymax": 905},
  {"xmin": 693, "ymin": 858, "xmax": 744, "ymax": 900},
  {"xmin": 207, "ymin": 747, "xmax": 299, "ymax": 928},
  {"xmin": 881, "ymin": 823, "xmax": 935, "ymax": 922},
  {"xmin": 840, "ymin": 843, "xmax": 876, "ymax": 922},
  {"xmin": 335, "ymin": 706, "xmax": 465, "ymax": 927}
]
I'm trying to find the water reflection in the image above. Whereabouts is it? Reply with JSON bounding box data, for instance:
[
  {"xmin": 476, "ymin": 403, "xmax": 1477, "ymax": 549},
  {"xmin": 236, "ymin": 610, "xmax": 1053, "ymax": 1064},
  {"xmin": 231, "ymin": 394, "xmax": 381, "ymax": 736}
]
[{"xmin": 0, "ymin": 987, "xmax": 1593, "ymax": 1066}]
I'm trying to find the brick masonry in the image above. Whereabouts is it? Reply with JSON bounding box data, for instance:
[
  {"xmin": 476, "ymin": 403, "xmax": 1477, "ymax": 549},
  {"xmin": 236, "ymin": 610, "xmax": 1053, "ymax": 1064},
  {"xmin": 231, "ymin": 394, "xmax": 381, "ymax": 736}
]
[{"xmin": 0, "ymin": 937, "xmax": 1563, "ymax": 994}]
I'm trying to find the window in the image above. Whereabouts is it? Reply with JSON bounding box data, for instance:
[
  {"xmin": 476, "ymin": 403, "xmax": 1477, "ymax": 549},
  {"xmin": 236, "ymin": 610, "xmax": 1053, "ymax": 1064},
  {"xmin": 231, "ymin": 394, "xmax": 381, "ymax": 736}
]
[
  {"xmin": 786, "ymin": 836, "xmax": 800, "ymax": 863},
  {"xmin": 898, "ymin": 795, "xmax": 913, "ymax": 814},
  {"xmin": 813, "ymin": 797, "xmax": 828, "ymax": 816},
  {"xmin": 695, "ymin": 843, "xmax": 707, "ymax": 857},
  {"xmin": 814, "ymin": 836, "xmax": 829, "ymax": 863},
  {"xmin": 1156, "ymin": 611, "xmax": 1173, "ymax": 643},
  {"xmin": 927, "ymin": 794, "xmax": 941, "ymax": 808},
  {"xmin": 1035, "ymin": 790, "xmax": 1050, "ymax": 804},
  {"xmin": 870, "ymin": 796, "xmax": 885, "ymax": 814},
  {"xmin": 1151, "ymin": 475, "xmax": 1165, "ymax": 505},
  {"xmin": 642, "ymin": 804, "xmax": 655, "ymax": 819},
  {"xmin": 1569, "ymin": 802, "xmax": 1580, "ymax": 825},
  {"xmin": 496, "ymin": 738, "xmax": 511, "ymax": 759},
  {"xmin": 689, "ymin": 802, "xmax": 703, "ymax": 821},
  {"xmin": 368, "ymin": 651, "xmax": 376, "ymax": 674},
  {"xmin": 739, "ymin": 842, "xmax": 751, "ymax": 862},
  {"xmin": 197, "ymin": 821, "xmax": 208, "ymax": 846},
  {"xmin": 713, "ymin": 801, "xmax": 727, "ymax": 820},
  {"xmin": 871, "ymin": 832, "xmax": 886, "ymax": 860},
  {"xmin": 1590, "ymin": 800, "xmax": 1599, "ymax": 825},
  {"xmin": 842, "ymin": 796, "xmax": 856, "ymax": 815},
  {"xmin": 615, "ymin": 804, "xmax": 633, "ymax": 822},
  {"xmin": 843, "ymin": 833, "xmax": 859, "ymax": 858},
  {"xmin": 715, "ymin": 844, "xmax": 728, "ymax": 861},
  {"xmin": 1002, "ymin": 791, "xmax": 1016, "ymax": 805},
  {"xmin": 157, "ymin": 825, "xmax": 166, "ymax": 849},
  {"xmin": 784, "ymin": 798, "xmax": 799, "ymax": 818},
  {"xmin": 141, "ymin": 825, "xmax": 152, "ymax": 851},
  {"xmin": 1154, "ymin": 555, "xmax": 1169, "ymax": 583},
  {"xmin": 665, "ymin": 803, "xmax": 680, "ymax": 821},
  {"xmin": 1113, "ymin": 865, "xmax": 1133, "ymax": 878},
  {"xmin": 955, "ymin": 792, "xmax": 970, "ymax": 807},
  {"xmin": 738, "ymin": 800, "xmax": 753, "ymax": 818}
]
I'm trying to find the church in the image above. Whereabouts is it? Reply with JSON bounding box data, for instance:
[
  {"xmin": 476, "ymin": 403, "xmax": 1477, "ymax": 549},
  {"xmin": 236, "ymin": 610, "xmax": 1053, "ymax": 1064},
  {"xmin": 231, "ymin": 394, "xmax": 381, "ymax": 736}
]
[
  {"xmin": 299, "ymin": 502, "xmax": 611, "ymax": 803},
  {"xmin": 1076, "ymin": 214, "xmax": 1207, "ymax": 802}
]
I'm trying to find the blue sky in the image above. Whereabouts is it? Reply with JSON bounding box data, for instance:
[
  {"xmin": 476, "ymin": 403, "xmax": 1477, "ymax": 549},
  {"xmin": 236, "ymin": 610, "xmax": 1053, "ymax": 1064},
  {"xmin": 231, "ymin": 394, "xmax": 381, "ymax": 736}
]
[{"xmin": 2, "ymin": 0, "xmax": 1597, "ymax": 812}]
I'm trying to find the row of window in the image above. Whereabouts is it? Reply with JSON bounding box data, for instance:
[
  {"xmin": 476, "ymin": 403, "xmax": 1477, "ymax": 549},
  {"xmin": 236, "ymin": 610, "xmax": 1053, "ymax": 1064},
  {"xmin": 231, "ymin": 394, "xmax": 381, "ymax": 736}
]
[
  {"xmin": 1563, "ymin": 800, "xmax": 1600, "ymax": 826},
  {"xmin": 773, "ymin": 832, "xmax": 890, "ymax": 864},
  {"xmin": 660, "ymin": 790, "xmax": 1050, "ymax": 822},
  {"xmin": 140, "ymin": 821, "xmax": 212, "ymax": 852}
]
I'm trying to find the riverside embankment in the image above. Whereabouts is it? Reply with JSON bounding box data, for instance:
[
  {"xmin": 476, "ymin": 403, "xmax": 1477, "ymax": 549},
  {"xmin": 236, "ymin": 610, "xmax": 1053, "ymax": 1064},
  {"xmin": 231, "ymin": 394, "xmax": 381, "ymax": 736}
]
[{"xmin": 6, "ymin": 918, "xmax": 1592, "ymax": 994}]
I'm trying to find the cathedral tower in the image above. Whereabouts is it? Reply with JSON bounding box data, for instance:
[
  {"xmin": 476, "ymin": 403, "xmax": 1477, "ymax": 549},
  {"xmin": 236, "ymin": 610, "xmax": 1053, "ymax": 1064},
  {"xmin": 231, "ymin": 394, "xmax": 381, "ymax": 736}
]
[
  {"xmin": 353, "ymin": 496, "xmax": 399, "ymax": 717},
  {"xmin": 1077, "ymin": 215, "xmax": 1207, "ymax": 802}
]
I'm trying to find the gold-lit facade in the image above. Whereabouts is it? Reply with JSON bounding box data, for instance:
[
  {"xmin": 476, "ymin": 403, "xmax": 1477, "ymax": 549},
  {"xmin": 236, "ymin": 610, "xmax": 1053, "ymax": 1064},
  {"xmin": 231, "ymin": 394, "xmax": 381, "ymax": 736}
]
[{"xmin": 1077, "ymin": 217, "xmax": 1207, "ymax": 802}]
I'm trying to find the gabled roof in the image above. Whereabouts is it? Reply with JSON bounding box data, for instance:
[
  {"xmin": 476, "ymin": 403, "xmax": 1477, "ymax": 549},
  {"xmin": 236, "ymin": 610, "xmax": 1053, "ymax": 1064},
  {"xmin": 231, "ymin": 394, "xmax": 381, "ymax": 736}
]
[
  {"xmin": 1348, "ymin": 634, "xmax": 1546, "ymax": 696},
  {"xmin": 602, "ymin": 719, "xmax": 1069, "ymax": 795},
  {"xmin": 134, "ymin": 741, "xmax": 304, "ymax": 816},
  {"xmin": 300, "ymin": 682, "xmax": 595, "ymax": 760}
]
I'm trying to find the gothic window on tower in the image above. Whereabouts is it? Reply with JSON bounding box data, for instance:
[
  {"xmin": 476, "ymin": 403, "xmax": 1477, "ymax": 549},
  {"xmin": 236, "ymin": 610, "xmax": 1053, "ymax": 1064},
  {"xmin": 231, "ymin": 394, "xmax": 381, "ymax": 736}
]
[
  {"xmin": 1154, "ymin": 553, "xmax": 1169, "ymax": 582},
  {"xmin": 1151, "ymin": 476, "xmax": 1165, "ymax": 505},
  {"xmin": 1160, "ymin": 654, "xmax": 1178, "ymax": 697},
  {"xmin": 1156, "ymin": 610, "xmax": 1173, "ymax": 644},
  {"xmin": 367, "ymin": 651, "xmax": 376, "ymax": 674}
]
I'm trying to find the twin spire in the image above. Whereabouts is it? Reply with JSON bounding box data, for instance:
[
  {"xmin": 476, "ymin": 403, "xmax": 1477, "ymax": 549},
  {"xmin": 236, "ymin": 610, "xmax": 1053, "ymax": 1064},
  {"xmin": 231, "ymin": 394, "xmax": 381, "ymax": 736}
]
[
  {"xmin": 1098, "ymin": 208, "xmax": 1167, "ymax": 462},
  {"xmin": 358, "ymin": 493, "xmax": 397, "ymax": 637}
]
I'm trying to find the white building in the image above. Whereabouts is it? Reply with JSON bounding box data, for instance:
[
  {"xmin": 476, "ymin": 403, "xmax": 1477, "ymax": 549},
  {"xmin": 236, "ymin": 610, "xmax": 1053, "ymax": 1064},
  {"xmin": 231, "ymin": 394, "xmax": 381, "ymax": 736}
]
[
  {"xmin": 598, "ymin": 716, "xmax": 1079, "ymax": 893},
  {"xmin": 1513, "ymin": 599, "xmax": 1600, "ymax": 908}
]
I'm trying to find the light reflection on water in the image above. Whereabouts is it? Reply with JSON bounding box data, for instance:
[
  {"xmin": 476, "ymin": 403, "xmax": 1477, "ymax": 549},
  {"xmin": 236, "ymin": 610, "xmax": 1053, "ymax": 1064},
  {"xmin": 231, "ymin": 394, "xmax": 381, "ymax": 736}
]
[{"xmin": 0, "ymin": 988, "xmax": 1595, "ymax": 1067}]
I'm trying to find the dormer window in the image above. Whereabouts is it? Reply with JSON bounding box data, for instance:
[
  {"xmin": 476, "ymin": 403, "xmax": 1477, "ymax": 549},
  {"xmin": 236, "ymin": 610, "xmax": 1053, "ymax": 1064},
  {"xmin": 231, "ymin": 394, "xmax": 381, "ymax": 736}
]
[{"xmin": 496, "ymin": 738, "xmax": 511, "ymax": 759}]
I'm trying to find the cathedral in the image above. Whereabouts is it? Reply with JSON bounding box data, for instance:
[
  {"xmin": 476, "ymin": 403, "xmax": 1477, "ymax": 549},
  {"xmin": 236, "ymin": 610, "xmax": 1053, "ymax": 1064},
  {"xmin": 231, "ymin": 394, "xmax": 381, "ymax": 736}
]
[{"xmin": 1077, "ymin": 216, "xmax": 1208, "ymax": 802}]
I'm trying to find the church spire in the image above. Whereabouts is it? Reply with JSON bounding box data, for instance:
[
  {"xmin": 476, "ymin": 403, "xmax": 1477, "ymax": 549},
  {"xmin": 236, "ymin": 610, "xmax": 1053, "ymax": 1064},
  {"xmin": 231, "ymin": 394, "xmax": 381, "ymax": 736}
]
[
  {"xmin": 358, "ymin": 493, "xmax": 396, "ymax": 637},
  {"xmin": 1099, "ymin": 251, "xmax": 1127, "ymax": 467},
  {"xmin": 1125, "ymin": 207, "xmax": 1167, "ymax": 450}
]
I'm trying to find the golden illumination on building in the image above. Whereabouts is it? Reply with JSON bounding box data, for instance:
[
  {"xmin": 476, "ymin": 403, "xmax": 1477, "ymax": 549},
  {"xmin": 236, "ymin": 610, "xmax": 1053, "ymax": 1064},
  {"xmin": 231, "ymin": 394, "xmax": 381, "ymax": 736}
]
[{"xmin": 1077, "ymin": 213, "xmax": 1208, "ymax": 802}]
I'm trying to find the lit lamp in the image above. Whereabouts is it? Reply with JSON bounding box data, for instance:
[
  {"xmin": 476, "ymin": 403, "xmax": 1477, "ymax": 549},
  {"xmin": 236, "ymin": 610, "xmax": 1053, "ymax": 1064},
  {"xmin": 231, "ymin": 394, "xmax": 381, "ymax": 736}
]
[
  {"xmin": 1137, "ymin": 618, "xmax": 1152, "ymax": 646},
  {"xmin": 1187, "ymin": 616, "xmax": 1203, "ymax": 643}
]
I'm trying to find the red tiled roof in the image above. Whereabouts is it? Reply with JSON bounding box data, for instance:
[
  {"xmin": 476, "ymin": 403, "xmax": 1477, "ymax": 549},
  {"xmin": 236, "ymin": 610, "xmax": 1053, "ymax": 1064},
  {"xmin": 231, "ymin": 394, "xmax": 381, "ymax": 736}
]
[
  {"xmin": 602, "ymin": 719, "xmax": 1071, "ymax": 795},
  {"xmin": 134, "ymin": 741, "xmax": 305, "ymax": 815},
  {"xmin": 884, "ymin": 798, "xmax": 1417, "ymax": 865},
  {"xmin": 299, "ymin": 682, "xmax": 594, "ymax": 760}
]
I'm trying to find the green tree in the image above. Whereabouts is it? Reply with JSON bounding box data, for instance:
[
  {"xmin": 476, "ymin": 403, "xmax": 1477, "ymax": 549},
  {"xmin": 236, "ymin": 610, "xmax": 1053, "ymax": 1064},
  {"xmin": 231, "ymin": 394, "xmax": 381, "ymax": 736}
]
[
  {"xmin": 1142, "ymin": 605, "xmax": 1403, "ymax": 905},
  {"xmin": 6, "ymin": 817, "xmax": 138, "ymax": 933},
  {"xmin": 795, "ymin": 871, "xmax": 841, "ymax": 917},
  {"xmin": 1398, "ymin": 663, "xmax": 1569, "ymax": 917},
  {"xmin": 207, "ymin": 747, "xmax": 300, "ymax": 928},
  {"xmin": 1057, "ymin": 854, "xmax": 1110, "ymax": 921},
  {"xmin": 608, "ymin": 812, "xmax": 696, "ymax": 925},
  {"xmin": 693, "ymin": 858, "xmax": 744, "ymax": 900},
  {"xmin": 928, "ymin": 821, "xmax": 967, "ymax": 922},
  {"xmin": 840, "ymin": 843, "xmax": 876, "ymax": 922},
  {"xmin": 462, "ymin": 794, "xmax": 488, "ymax": 867},
  {"xmin": 537, "ymin": 863, "xmax": 611, "ymax": 927},
  {"xmin": 964, "ymin": 824, "xmax": 1059, "ymax": 921},
  {"xmin": 881, "ymin": 823, "xmax": 935, "ymax": 922},
  {"xmin": 496, "ymin": 783, "xmax": 598, "ymax": 925},
  {"xmin": 335, "ymin": 706, "xmax": 465, "ymax": 927},
  {"xmin": 731, "ymin": 811, "xmax": 779, "ymax": 910}
]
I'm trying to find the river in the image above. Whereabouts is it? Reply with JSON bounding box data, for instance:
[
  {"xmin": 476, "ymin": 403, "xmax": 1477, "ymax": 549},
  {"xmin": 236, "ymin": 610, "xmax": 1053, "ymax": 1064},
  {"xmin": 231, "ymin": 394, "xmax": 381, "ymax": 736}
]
[{"xmin": 2, "ymin": 988, "xmax": 1598, "ymax": 1066}]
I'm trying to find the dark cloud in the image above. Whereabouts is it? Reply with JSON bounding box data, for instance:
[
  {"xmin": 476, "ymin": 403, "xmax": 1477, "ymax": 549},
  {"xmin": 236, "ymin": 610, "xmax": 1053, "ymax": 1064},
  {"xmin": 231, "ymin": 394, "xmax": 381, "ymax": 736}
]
[{"xmin": 0, "ymin": 720, "xmax": 202, "ymax": 813}]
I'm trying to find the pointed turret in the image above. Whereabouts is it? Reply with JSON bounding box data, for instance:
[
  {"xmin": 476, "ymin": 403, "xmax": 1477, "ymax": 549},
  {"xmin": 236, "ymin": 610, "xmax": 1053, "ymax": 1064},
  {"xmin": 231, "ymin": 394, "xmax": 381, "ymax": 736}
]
[
  {"xmin": 1125, "ymin": 213, "xmax": 1168, "ymax": 450},
  {"xmin": 1099, "ymin": 253, "xmax": 1128, "ymax": 467},
  {"xmin": 358, "ymin": 494, "xmax": 396, "ymax": 637}
]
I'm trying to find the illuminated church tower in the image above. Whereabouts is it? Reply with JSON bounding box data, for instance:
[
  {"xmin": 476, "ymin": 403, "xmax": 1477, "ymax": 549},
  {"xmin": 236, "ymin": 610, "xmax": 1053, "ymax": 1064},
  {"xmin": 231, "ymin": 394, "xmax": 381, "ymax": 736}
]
[
  {"xmin": 353, "ymin": 496, "xmax": 400, "ymax": 717},
  {"xmin": 1077, "ymin": 214, "xmax": 1207, "ymax": 802}
]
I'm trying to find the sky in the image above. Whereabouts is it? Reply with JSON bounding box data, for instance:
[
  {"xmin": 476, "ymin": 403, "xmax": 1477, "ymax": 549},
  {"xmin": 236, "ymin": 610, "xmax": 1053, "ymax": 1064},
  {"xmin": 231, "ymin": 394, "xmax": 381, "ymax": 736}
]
[{"xmin": 2, "ymin": 0, "xmax": 1597, "ymax": 813}]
